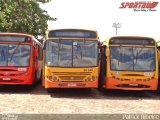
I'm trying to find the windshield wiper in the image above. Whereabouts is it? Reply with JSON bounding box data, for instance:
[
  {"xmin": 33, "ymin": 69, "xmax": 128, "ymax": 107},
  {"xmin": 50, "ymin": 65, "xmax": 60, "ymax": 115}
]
[
  {"xmin": 81, "ymin": 38, "xmax": 85, "ymax": 59},
  {"xmin": 9, "ymin": 42, "xmax": 21, "ymax": 63},
  {"xmin": 134, "ymin": 48, "xmax": 144, "ymax": 66},
  {"xmin": 58, "ymin": 39, "xmax": 61, "ymax": 61},
  {"xmin": 117, "ymin": 47, "xmax": 121, "ymax": 66},
  {"xmin": 135, "ymin": 50, "xmax": 138, "ymax": 65}
]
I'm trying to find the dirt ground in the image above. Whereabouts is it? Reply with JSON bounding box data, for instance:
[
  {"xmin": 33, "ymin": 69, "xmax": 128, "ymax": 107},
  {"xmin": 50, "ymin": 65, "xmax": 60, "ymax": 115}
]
[{"xmin": 0, "ymin": 83, "xmax": 160, "ymax": 115}]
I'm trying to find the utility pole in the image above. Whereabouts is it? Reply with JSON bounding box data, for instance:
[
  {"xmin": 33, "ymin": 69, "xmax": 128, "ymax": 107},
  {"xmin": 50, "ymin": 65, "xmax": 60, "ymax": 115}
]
[{"xmin": 112, "ymin": 23, "xmax": 121, "ymax": 35}]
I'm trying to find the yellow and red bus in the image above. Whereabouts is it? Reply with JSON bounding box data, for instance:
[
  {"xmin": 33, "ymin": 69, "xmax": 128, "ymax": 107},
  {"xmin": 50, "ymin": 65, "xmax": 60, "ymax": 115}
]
[
  {"xmin": 0, "ymin": 33, "xmax": 42, "ymax": 85},
  {"xmin": 99, "ymin": 36, "xmax": 158, "ymax": 90},
  {"xmin": 43, "ymin": 29, "xmax": 99, "ymax": 89},
  {"xmin": 156, "ymin": 41, "xmax": 160, "ymax": 88}
]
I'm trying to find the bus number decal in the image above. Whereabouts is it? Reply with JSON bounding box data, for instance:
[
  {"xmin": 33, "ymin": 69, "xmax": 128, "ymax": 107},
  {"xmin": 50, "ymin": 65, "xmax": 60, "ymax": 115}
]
[
  {"xmin": 115, "ymin": 71, "xmax": 120, "ymax": 75},
  {"xmin": 3, "ymin": 78, "xmax": 11, "ymax": 81},
  {"xmin": 144, "ymin": 72, "xmax": 153, "ymax": 76},
  {"xmin": 84, "ymin": 69, "xmax": 93, "ymax": 72}
]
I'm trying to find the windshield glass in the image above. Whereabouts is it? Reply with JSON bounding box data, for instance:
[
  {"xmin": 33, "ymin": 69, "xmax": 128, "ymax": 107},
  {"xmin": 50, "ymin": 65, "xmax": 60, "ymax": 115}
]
[
  {"xmin": 45, "ymin": 40, "xmax": 98, "ymax": 67},
  {"xmin": 110, "ymin": 46, "xmax": 155, "ymax": 71},
  {"xmin": 0, "ymin": 44, "xmax": 30, "ymax": 66}
]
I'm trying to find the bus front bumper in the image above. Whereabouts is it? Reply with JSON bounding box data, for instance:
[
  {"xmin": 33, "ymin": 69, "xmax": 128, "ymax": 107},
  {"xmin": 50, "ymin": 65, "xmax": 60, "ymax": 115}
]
[
  {"xmin": 45, "ymin": 79, "xmax": 98, "ymax": 88},
  {"xmin": 104, "ymin": 77, "xmax": 158, "ymax": 90}
]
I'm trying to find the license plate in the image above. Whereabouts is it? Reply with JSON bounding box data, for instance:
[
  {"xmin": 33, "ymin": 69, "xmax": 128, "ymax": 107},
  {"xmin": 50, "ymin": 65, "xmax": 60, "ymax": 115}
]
[
  {"xmin": 3, "ymin": 78, "xmax": 11, "ymax": 81},
  {"xmin": 68, "ymin": 83, "xmax": 77, "ymax": 87},
  {"xmin": 129, "ymin": 84, "xmax": 138, "ymax": 86}
]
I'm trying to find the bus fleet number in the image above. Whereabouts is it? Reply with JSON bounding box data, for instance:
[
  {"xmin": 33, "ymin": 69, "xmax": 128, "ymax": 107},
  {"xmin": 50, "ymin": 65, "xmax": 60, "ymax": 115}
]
[{"xmin": 84, "ymin": 69, "xmax": 93, "ymax": 72}]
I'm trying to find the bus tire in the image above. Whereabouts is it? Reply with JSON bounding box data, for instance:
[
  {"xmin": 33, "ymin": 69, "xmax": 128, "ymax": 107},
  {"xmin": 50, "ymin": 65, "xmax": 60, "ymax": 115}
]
[
  {"xmin": 86, "ymin": 88, "xmax": 91, "ymax": 93},
  {"xmin": 157, "ymin": 80, "xmax": 160, "ymax": 92},
  {"xmin": 47, "ymin": 88, "xmax": 54, "ymax": 93},
  {"xmin": 32, "ymin": 72, "xmax": 38, "ymax": 87}
]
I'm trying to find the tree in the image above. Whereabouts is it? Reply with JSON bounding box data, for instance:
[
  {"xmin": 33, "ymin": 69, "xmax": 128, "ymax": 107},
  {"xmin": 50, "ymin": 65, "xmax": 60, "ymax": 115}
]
[{"xmin": 0, "ymin": 0, "xmax": 56, "ymax": 39}]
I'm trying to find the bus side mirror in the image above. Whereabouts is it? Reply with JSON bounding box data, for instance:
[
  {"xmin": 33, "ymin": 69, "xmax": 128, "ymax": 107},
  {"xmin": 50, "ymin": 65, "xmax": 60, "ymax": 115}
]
[{"xmin": 98, "ymin": 41, "xmax": 101, "ymax": 48}]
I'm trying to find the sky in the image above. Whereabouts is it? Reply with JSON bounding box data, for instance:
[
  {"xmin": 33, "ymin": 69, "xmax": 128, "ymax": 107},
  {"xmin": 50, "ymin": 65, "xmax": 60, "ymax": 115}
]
[{"xmin": 40, "ymin": 0, "xmax": 160, "ymax": 42}]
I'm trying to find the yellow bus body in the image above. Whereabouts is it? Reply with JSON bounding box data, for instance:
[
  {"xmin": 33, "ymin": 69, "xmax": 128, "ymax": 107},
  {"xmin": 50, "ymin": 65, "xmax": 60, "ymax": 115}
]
[
  {"xmin": 43, "ymin": 29, "xmax": 99, "ymax": 88},
  {"xmin": 99, "ymin": 36, "xmax": 158, "ymax": 90},
  {"xmin": 44, "ymin": 67, "xmax": 99, "ymax": 88}
]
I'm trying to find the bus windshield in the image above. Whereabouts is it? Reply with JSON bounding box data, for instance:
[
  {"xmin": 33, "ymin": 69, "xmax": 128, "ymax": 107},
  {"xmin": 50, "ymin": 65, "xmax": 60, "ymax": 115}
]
[
  {"xmin": 45, "ymin": 40, "xmax": 98, "ymax": 67},
  {"xmin": 0, "ymin": 44, "xmax": 30, "ymax": 66},
  {"xmin": 110, "ymin": 46, "xmax": 155, "ymax": 71}
]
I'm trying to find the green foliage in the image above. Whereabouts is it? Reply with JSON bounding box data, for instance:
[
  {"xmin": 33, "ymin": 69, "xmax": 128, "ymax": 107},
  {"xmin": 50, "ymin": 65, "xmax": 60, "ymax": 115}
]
[{"xmin": 0, "ymin": 0, "xmax": 56, "ymax": 39}]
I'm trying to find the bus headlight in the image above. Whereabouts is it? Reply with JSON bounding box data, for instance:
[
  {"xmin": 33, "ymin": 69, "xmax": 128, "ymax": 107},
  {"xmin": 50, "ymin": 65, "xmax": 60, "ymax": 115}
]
[
  {"xmin": 46, "ymin": 76, "xmax": 59, "ymax": 82},
  {"xmin": 92, "ymin": 76, "xmax": 97, "ymax": 81},
  {"xmin": 52, "ymin": 77, "xmax": 58, "ymax": 81},
  {"xmin": 85, "ymin": 76, "xmax": 97, "ymax": 82},
  {"xmin": 48, "ymin": 76, "xmax": 52, "ymax": 80},
  {"xmin": 87, "ymin": 77, "xmax": 92, "ymax": 81}
]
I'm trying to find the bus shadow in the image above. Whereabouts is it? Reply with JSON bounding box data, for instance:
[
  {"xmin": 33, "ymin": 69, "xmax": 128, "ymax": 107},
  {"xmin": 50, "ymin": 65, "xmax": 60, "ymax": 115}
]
[
  {"xmin": 0, "ymin": 84, "xmax": 160, "ymax": 100},
  {"xmin": 49, "ymin": 88, "xmax": 94, "ymax": 99},
  {"xmin": 49, "ymin": 88, "xmax": 160, "ymax": 100},
  {"xmin": 100, "ymin": 89, "xmax": 160, "ymax": 100},
  {"xmin": 0, "ymin": 82, "xmax": 41, "ymax": 94}
]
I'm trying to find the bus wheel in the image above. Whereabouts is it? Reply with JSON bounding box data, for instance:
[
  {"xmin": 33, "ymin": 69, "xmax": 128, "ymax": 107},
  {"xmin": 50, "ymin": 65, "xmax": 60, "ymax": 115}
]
[
  {"xmin": 47, "ymin": 88, "xmax": 54, "ymax": 93},
  {"xmin": 86, "ymin": 88, "xmax": 91, "ymax": 93},
  {"xmin": 98, "ymin": 86, "xmax": 106, "ymax": 92},
  {"xmin": 33, "ymin": 72, "xmax": 38, "ymax": 86},
  {"xmin": 157, "ymin": 79, "xmax": 160, "ymax": 92}
]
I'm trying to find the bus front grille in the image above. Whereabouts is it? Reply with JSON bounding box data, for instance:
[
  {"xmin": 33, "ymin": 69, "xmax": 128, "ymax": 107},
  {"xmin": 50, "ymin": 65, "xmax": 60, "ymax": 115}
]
[
  {"xmin": 52, "ymin": 72, "xmax": 92, "ymax": 75},
  {"xmin": 0, "ymin": 73, "xmax": 26, "ymax": 76}
]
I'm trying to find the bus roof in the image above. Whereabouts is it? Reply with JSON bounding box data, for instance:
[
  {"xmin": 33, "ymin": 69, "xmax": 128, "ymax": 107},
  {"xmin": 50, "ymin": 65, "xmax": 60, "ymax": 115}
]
[
  {"xmin": 0, "ymin": 33, "xmax": 42, "ymax": 45},
  {"xmin": 110, "ymin": 36, "xmax": 155, "ymax": 40},
  {"xmin": 47, "ymin": 28, "xmax": 97, "ymax": 32},
  {"xmin": 103, "ymin": 36, "xmax": 156, "ymax": 46},
  {"xmin": 0, "ymin": 33, "xmax": 33, "ymax": 37}
]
